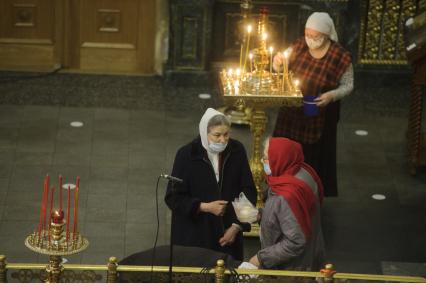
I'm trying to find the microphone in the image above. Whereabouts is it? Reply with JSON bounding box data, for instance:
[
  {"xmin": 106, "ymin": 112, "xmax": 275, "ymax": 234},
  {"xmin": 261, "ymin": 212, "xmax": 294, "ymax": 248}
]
[{"xmin": 160, "ymin": 174, "xmax": 183, "ymax": 183}]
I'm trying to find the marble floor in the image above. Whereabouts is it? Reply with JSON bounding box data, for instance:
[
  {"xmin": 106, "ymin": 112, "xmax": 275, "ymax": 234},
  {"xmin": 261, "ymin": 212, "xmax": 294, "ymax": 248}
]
[{"xmin": 0, "ymin": 70, "xmax": 425, "ymax": 278}]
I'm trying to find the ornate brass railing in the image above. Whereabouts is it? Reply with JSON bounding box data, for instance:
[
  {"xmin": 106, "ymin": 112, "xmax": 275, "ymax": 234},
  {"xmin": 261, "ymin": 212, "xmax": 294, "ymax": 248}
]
[{"xmin": 1, "ymin": 255, "xmax": 425, "ymax": 283}]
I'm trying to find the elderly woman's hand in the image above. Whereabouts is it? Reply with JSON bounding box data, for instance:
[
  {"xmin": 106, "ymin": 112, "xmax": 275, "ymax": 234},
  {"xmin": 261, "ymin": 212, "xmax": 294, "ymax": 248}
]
[
  {"xmin": 200, "ymin": 200, "xmax": 228, "ymax": 216},
  {"xmin": 315, "ymin": 91, "xmax": 335, "ymax": 107},
  {"xmin": 219, "ymin": 225, "xmax": 240, "ymax": 246},
  {"xmin": 249, "ymin": 255, "xmax": 260, "ymax": 267}
]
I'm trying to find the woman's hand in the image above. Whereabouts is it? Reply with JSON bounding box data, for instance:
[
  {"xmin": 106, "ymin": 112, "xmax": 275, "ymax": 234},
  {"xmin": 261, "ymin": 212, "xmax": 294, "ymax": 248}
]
[
  {"xmin": 219, "ymin": 225, "xmax": 240, "ymax": 246},
  {"xmin": 315, "ymin": 92, "xmax": 335, "ymax": 107},
  {"xmin": 200, "ymin": 200, "xmax": 228, "ymax": 216},
  {"xmin": 249, "ymin": 255, "xmax": 260, "ymax": 267},
  {"xmin": 273, "ymin": 53, "xmax": 284, "ymax": 72}
]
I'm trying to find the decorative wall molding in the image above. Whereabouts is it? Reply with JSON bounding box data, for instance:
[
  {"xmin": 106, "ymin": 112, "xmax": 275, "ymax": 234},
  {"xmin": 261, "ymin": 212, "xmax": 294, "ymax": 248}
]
[
  {"xmin": 0, "ymin": 38, "xmax": 53, "ymax": 45},
  {"xmin": 81, "ymin": 42, "xmax": 135, "ymax": 49},
  {"xmin": 13, "ymin": 3, "xmax": 36, "ymax": 27},
  {"xmin": 181, "ymin": 17, "xmax": 198, "ymax": 59},
  {"xmin": 97, "ymin": 9, "xmax": 121, "ymax": 33}
]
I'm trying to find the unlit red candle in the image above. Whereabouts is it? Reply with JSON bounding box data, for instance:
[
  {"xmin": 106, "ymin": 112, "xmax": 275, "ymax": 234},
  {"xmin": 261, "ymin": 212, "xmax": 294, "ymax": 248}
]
[
  {"xmin": 49, "ymin": 187, "xmax": 55, "ymax": 227},
  {"xmin": 73, "ymin": 186, "xmax": 79, "ymax": 239},
  {"xmin": 66, "ymin": 185, "xmax": 71, "ymax": 242},
  {"xmin": 59, "ymin": 175, "xmax": 63, "ymax": 211}
]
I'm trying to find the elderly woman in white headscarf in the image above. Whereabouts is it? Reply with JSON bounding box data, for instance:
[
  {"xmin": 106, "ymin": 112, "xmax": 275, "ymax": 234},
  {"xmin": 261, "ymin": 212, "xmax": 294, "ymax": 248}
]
[
  {"xmin": 165, "ymin": 108, "xmax": 257, "ymax": 261},
  {"xmin": 272, "ymin": 12, "xmax": 354, "ymax": 197}
]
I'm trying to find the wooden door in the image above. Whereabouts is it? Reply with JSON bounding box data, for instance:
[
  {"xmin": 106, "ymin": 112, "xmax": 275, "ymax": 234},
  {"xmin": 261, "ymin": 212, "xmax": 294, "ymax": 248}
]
[
  {"xmin": 0, "ymin": 0, "xmax": 156, "ymax": 74},
  {"xmin": 66, "ymin": 0, "xmax": 155, "ymax": 74},
  {"xmin": 0, "ymin": 0, "xmax": 63, "ymax": 70}
]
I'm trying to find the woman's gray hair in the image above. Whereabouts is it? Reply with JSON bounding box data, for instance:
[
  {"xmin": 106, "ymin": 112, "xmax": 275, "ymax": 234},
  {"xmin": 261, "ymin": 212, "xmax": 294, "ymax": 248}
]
[{"xmin": 207, "ymin": 114, "xmax": 231, "ymax": 132}]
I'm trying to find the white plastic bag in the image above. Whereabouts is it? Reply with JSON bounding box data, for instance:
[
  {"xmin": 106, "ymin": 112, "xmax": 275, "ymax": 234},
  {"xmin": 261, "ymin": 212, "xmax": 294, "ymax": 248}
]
[{"xmin": 232, "ymin": 192, "xmax": 258, "ymax": 223}]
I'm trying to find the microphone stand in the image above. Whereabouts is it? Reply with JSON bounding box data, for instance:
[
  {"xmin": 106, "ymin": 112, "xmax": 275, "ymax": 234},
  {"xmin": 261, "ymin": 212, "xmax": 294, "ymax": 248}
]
[{"xmin": 168, "ymin": 180, "xmax": 176, "ymax": 283}]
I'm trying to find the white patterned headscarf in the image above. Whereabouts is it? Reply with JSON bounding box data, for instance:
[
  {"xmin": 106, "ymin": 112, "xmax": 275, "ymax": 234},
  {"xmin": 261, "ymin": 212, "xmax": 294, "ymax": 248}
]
[{"xmin": 305, "ymin": 12, "xmax": 338, "ymax": 42}]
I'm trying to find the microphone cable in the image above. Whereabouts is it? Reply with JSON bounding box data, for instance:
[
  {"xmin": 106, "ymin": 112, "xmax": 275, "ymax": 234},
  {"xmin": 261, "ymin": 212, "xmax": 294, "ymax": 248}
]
[{"xmin": 150, "ymin": 175, "xmax": 162, "ymax": 283}]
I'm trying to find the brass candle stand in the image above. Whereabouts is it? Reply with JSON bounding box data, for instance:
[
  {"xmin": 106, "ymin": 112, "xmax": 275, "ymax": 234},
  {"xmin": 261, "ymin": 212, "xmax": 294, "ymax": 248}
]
[
  {"xmin": 220, "ymin": 76, "xmax": 302, "ymax": 237},
  {"xmin": 219, "ymin": 6, "xmax": 302, "ymax": 236},
  {"xmin": 25, "ymin": 210, "xmax": 89, "ymax": 283}
]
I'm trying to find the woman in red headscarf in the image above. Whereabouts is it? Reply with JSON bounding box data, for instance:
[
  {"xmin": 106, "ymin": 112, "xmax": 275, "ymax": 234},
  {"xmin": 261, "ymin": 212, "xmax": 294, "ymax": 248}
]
[{"xmin": 249, "ymin": 137, "xmax": 325, "ymax": 270}]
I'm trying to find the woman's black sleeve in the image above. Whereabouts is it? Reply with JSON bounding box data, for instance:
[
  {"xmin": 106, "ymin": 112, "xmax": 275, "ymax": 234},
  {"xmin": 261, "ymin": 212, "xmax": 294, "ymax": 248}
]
[{"xmin": 164, "ymin": 148, "xmax": 201, "ymax": 218}]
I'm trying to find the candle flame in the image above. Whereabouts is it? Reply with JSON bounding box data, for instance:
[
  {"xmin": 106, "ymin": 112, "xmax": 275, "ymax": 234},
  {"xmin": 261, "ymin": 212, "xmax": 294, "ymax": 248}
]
[
  {"xmin": 249, "ymin": 53, "xmax": 253, "ymax": 60},
  {"xmin": 247, "ymin": 25, "xmax": 252, "ymax": 33},
  {"xmin": 236, "ymin": 68, "xmax": 241, "ymax": 76},
  {"xmin": 228, "ymin": 68, "xmax": 233, "ymax": 76},
  {"xmin": 262, "ymin": 33, "xmax": 268, "ymax": 40},
  {"xmin": 269, "ymin": 46, "xmax": 274, "ymax": 54},
  {"xmin": 283, "ymin": 50, "xmax": 289, "ymax": 58},
  {"xmin": 295, "ymin": 79, "xmax": 300, "ymax": 87}
]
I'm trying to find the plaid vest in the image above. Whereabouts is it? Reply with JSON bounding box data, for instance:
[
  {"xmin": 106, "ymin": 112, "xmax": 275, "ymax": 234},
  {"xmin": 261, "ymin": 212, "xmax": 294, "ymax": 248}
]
[{"xmin": 274, "ymin": 38, "xmax": 352, "ymax": 144}]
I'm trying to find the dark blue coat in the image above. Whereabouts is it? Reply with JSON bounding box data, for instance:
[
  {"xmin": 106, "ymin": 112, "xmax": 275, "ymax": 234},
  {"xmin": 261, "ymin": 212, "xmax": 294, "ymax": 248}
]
[{"xmin": 165, "ymin": 137, "xmax": 257, "ymax": 260}]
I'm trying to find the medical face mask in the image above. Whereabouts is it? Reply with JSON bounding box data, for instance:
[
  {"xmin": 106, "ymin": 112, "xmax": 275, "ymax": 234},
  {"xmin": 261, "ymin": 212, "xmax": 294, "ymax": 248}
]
[
  {"xmin": 263, "ymin": 163, "xmax": 272, "ymax": 175},
  {"xmin": 305, "ymin": 36, "xmax": 325, "ymax": 50},
  {"xmin": 208, "ymin": 142, "xmax": 227, "ymax": 153}
]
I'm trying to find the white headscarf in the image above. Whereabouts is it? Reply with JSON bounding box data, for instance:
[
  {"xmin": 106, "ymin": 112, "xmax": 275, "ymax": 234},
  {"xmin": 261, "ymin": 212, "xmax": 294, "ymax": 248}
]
[
  {"xmin": 305, "ymin": 12, "xmax": 338, "ymax": 42},
  {"xmin": 199, "ymin": 108, "xmax": 230, "ymax": 181}
]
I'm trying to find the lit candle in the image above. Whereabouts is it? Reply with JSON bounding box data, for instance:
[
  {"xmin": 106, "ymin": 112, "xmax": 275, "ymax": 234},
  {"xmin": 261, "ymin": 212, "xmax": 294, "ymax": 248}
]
[
  {"xmin": 295, "ymin": 79, "xmax": 300, "ymax": 89},
  {"xmin": 243, "ymin": 25, "xmax": 252, "ymax": 73},
  {"xmin": 249, "ymin": 53, "xmax": 253, "ymax": 73},
  {"xmin": 59, "ymin": 175, "xmax": 62, "ymax": 211},
  {"xmin": 262, "ymin": 33, "xmax": 268, "ymax": 50},
  {"xmin": 269, "ymin": 46, "xmax": 274, "ymax": 73},
  {"xmin": 66, "ymin": 185, "xmax": 70, "ymax": 242},
  {"xmin": 283, "ymin": 50, "xmax": 289, "ymax": 74},
  {"xmin": 234, "ymin": 80, "xmax": 240, "ymax": 95},
  {"xmin": 282, "ymin": 50, "xmax": 289, "ymax": 90},
  {"xmin": 236, "ymin": 68, "xmax": 241, "ymax": 77},
  {"xmin": 239, "ymin": 43, "xmax": 243, "ymax": 71},
  {"xmin": 228, "ymin": 68, "xmax": 233, "ymax": 78}
]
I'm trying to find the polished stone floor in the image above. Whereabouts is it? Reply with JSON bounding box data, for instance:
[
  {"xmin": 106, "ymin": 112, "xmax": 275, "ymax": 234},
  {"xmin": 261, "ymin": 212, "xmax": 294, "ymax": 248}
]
[{"xmin": 0, "ymin": 70, "xmax": 425, "ymax": 278}]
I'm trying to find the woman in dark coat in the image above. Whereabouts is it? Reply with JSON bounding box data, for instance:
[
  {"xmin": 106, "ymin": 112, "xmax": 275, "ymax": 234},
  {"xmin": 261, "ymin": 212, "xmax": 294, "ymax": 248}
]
[{"xmin": 165, "ymin": 108, "xmax": 257, "ymax": 261}]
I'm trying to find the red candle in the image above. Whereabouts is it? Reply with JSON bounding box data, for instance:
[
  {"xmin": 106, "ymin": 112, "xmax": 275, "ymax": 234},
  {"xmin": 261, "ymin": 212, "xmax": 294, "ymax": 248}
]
[
  {"xmin": 43, "ymin": 186, "xmax": 49, "ymax": 230},
  {"xmin": 59, "ymin": 175, "xmax": 63, "ymax": 211},
  {"xmin": 38, "ymin": 184, "xmax": 46, "ymax": 237},
  {"xmin": 44, "ymin": 174, "xmax": 49, "ymax": 230},
  {"xmin": 76, "ymin": 176, "xmax": 80, "ymax": 189},
  {"xmin": 73, "ymin": 185, "xmax": 79, "ymax": 239},
  {"xmin": 66, "ymin": 185, "xmax": 71, "ymax": 242},
  {"xmin": 49, "ymin": 186, "xmax": 55, "ymax": 228}
]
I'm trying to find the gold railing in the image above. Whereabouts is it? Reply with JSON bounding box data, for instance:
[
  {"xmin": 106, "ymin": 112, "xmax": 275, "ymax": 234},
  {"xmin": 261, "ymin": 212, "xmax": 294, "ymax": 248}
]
[{"xmin": 1, "ymin": 255, "xmax": 425, "ymax": 283}]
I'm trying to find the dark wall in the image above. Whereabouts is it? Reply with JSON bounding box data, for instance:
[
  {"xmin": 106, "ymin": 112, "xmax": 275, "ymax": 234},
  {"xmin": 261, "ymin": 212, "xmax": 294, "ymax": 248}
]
[{"xmin": 166, "ymin": 0, "xmax": 418, "ymax": 87}]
